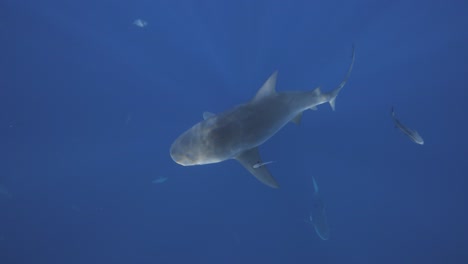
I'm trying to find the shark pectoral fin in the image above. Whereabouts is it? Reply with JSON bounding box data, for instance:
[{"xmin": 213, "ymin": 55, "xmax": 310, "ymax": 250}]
[
  {"xmin": 203, "ymin": 112, "xmax": 215, "ymax": 120},
  {"xmin": 290, "ymin": 112, "xmax": 303, "ymax": 125},
  {"xmin": 310, "ymin": 106, "xmax": 318, "ymax": 111},
  {"xmin": 235, "ymin": 147, "xmax": 279, "ymax": 188}
]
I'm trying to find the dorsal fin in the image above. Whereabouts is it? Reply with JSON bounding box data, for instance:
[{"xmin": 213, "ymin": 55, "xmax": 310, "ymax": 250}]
[
  {"xmin": 253, "ymin": 71, "xmax": 278, "ymax": 102},
  {"xmin": 203, "ymin": 112, "xmax": 215, "ymax": 120},
  {"xmin": 311, "ymin": 87, "xmax": 321, "ymax": 96}
]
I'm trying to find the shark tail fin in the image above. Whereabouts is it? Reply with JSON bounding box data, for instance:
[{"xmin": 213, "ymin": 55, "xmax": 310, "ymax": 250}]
[
  {"xmin": 328, "ymin": 45, "xmax": 356, "ymax": 111},
  {"xmin": 329, "ymin": 93, "xmax": 337, "ymax": 111}
]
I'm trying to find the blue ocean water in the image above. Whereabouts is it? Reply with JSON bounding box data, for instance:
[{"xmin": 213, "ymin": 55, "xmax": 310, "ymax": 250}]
[{"xmin": 2, "ymin": 0, "xmax": 468, "ymax": 263}]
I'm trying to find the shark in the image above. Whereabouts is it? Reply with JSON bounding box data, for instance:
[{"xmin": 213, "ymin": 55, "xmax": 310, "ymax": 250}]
[
  {"xmin": 305, "ymin": 176, "xmax": 330, "ymax": 240},
  {"xmin": 170, "ymin": 46, "xmax": 355, "ymax": 188},
  {"xmin": 391, "ymin": 107, "xmax": 424, "ymax": 145}
]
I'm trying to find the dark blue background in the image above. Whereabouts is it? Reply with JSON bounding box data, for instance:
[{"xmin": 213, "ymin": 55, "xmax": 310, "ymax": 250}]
[{"xmin": 1, "ymin": 0, "xmax": 468, "ymax": 263}]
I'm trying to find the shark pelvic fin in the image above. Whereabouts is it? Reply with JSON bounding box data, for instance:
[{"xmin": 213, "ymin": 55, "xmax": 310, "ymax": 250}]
[
  {"xmin": 235, "ymin": 147, "xmax": 279, "ymax": 188},
  {"xmin": 291, "ymin": 112, "xmax": 303, "ymax": 125},
  {"xmin": 253, "ymin": 71, "xmax": 278, "ymax": 102}
]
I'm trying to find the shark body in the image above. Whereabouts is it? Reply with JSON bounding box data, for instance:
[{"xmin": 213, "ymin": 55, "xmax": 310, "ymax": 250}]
[{"xmin": 170, "ymin": 47, "xmax": 355, "ymax": 188}]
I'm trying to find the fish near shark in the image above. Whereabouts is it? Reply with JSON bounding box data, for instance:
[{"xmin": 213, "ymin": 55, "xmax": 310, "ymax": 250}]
[
  {"xmin": 391, "ymin": 107, "xmax": 424, "ymax": 145},
  {"xmin": 306, "ymin": 176, "xmax": 330, "ymax": 240},
  {"xmin": 253, "ymin": 161, "xmax": 275, "ymax": 169},
  {"xmin": 152, "ymin": 177, "xmax": 168, "ymax": 184},
  {"xmin": 170, "ymin": 46, "xmax": 355, "ymax": 188}
]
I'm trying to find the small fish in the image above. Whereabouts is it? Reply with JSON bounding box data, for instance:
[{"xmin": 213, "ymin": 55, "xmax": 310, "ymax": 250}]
[
  {"xmin": 152, "ymin": 177, "xmax": 168, "ymax": 184},
  {"xmin": 307, "ymin": 176, "xmax": 330, "ymax": 240},
  {"xmin": 133, "ymin": 19, "xmax": 148, "ymax": 28},
  {"xmin": 252, "ymin": 161, "xmax": 275, "ymax": 169},
  {"xmin": 391, "ymin": 107, "xmax": 424, "ymax": 145}
]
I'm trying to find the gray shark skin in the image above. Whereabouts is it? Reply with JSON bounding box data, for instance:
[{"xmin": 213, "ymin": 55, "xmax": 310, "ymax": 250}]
[
  {"xmin": 308, "ymin": 176, "xmax": 330, "ymax": 240},
  {"xmin": 170, "ymin": 46, "xmax": 355, "ymax": 188},
  {"xmin": 391, "ymin": 107, "xmax": 424, "ymax": 145}
]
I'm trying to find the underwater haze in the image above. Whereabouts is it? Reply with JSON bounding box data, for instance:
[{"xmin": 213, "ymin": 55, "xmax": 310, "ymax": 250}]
[{"xmin": 2, "ymin": 0, "xmax": 468, "ymax": 263}]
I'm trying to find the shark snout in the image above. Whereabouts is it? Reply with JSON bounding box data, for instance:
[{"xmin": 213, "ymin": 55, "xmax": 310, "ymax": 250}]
[
  {"xmin": 170, "ymin": 140, "xmax": 194, "ymax": 166},
  {"xmin": 170, "ymin": 142, "xmax": 184, "ymax": 165}
]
